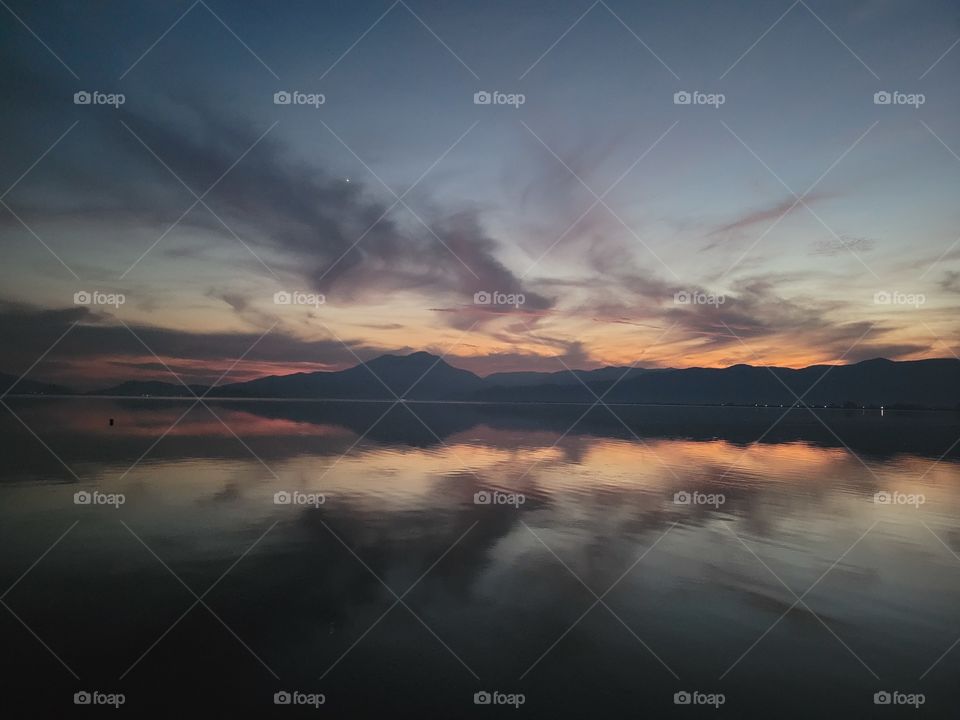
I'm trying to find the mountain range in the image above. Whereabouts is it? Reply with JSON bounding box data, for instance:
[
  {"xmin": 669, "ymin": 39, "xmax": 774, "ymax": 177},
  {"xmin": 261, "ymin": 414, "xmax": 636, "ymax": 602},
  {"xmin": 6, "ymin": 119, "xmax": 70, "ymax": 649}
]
[{"xmin": 3, "ymin": 353, "xmax": 960, "ymax": 409}]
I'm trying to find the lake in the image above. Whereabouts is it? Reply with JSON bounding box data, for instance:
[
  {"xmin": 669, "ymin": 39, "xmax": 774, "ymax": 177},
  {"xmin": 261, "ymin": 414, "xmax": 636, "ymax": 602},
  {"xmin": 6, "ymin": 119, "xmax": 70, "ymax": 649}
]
[{"xmin": 1, "ymin": 398, "xmax": 958, "ymax": 716}]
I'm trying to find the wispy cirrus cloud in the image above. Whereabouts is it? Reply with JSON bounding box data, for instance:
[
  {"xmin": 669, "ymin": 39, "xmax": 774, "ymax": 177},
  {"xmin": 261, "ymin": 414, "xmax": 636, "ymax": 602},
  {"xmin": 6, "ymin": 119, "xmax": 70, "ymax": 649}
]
[{"xmin": 708, "ymin": 192, "xmax": 832, "ymax": 238}]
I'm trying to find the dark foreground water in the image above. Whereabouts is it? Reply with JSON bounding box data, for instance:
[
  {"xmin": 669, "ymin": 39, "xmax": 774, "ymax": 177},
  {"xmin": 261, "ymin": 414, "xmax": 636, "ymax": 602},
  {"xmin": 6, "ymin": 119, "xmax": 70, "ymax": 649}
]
[{"xmin": 1, "ymin": 398, "xmax": 959, "ymax": 717}]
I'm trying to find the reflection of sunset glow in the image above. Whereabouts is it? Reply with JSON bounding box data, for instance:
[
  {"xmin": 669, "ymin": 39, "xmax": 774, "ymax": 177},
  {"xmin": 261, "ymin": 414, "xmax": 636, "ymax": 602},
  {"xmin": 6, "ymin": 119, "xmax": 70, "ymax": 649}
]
[
  {"xmin": 86, "ymin": 428, "xmax": 960, "ymax": 537},
  {"xmin": 446, "ymin": 431, "xmax": 856, "ymax": 483},
  {"xmin": 13, "ymin": 400, "xmax": 956, "ymax": 520},
  {"xmin": 15, "ymin": 401, "xmax": 354, "ymax": 439}
]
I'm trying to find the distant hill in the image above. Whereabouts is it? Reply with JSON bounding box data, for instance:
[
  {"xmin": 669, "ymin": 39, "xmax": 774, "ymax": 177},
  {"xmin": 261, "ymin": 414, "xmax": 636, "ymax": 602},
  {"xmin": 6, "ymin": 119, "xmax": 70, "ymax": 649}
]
[
  {"xmin": 0, "ymin": 372, "xmax": 71, "ymax": 396},
  {"xmin": 210, "ymin": 351, "xmax": 485, "ymax": 400},
  {"xmin": 477, "ymin": 358, "xmax": 960, "ymax": 409},
  {"xmin": 7, "ymin": 354, "xmax": 960, "ymax": 409},
  {"xmin": 92, "ymin": 380, "xmax": 211, "ymax": 397}
]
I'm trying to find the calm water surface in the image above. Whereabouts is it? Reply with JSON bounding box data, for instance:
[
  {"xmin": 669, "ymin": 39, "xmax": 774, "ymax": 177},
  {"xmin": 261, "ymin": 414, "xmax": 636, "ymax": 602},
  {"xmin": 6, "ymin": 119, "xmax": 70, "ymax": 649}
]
[{"xmin": 1, "ymin": 398, "xmax": 959, "ymax": 717}]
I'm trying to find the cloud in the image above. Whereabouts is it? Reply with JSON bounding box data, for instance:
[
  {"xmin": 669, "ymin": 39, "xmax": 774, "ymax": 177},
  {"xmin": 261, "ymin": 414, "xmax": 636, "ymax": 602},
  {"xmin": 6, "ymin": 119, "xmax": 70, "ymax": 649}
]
[
  {"xmin": 708, "ymin": 192, "xmax": 831, "ymax": 238},
  {"xmin": 0, "ymin": 52, "xmax": 549, "ymax": 315},
  {"xmin": 0, "ymin": 24, "xmax": 948, "ymax": 381},
  {"xmin": 569, "ymin": 264, "xmax": 921, "ymax": 364},
  {"xmin": 843, "ymin": 343, "xmax": 930, "ymax": 363},
  {"xmin": 939, "ymin": 270, "xmax": 960, "ymax": 294},
  {"xmin": 811, "ymin": 235, "xmax": 877, "ymax": 256},
  {"xmin": 0, "ymin": 301, "xmax": 384, "ymax": 387},
  {"xmin": 450, "ymin": 343, "xmax": 596, "ymax": 375}
]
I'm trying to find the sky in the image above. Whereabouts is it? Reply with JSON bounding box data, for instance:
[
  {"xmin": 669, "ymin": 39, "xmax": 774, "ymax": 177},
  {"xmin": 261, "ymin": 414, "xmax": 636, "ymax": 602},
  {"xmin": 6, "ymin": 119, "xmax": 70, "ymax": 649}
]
[{"xmin": 1, "ymin": 0, "xmax": 959, "ymax": 388}]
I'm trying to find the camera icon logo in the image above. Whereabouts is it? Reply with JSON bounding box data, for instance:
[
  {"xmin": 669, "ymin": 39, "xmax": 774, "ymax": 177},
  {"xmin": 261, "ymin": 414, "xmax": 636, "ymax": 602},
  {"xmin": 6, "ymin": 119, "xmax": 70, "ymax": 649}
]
[
  {"xmin": 873, "ymin": 291, "xmax": 891, "ymax": 305},
  {"xmin": 874, "ymin": 691, "xmax": 891, "ymax": 705},
  {"xmin": 274, "ymin": 491, "xmax": 292, "ymax": 505},
  {"xmin": 473, "ymin": 491, "xmax": 491, "ymax": 505},
  {"xmin": 873, "ymin": 491, "xmax": 891, "ymax": 504},
  {"xmin": 74, "ymin": 290, "xmax": 92, "ymax": 305},
  {"xmin": 274, "ymin": 91, "xmax": 292, "ymax": 105},
  {"xmin": 473, "ymin": 91, "xmax": 492, "ymax": 105},
  {"xmin": 74, "ymin": 691, "xmax": 92, "ymax": 704},
  {"xmin": 274, "ymin": 690, "xmax": 292, "ymax": 705},
  {"xmin": 73, "ymin": 91, "xmax": 91, "ymax": 105},
  {"xmin": 273, "ymin": 291, "xmax": 292, "ymax": 305},
  {"xmin": 673, "ymin": 91, "xmax": 692, "ymax": 105},
  {"xmin": 474, "ymin": 691, "xmax": 492, "ymax": 705},
  {"xmin": 74, "ymin": 491, "xmax": 92, "ymax": 505},
  {"xmin": 473, "ymin": 290, "xmax": 492, "ymax": 305},
  {"xmin": 673, "ymin": 491, "xmax": 691, "ymax": 505},
  {"xmin": 674, "ymin": 691, "xmax": 692, "ymax": 705},
  {"xmin": 873, "ymin": 91, "xmax": 892, "ymax": 105},
  {"xmin": 673, "ymin": 290, "xmax": 691, "ymax": 305}
]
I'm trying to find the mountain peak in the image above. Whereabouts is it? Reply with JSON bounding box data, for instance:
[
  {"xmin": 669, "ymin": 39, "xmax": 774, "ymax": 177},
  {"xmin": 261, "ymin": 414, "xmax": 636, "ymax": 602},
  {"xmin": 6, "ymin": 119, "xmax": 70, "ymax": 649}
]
[
  {"xmin": 367, "ymin": 351, "xmax": 444, "ymax": 368},
  {"xmin": 856, "ymin": 357, "xmax": 895, "ymax": 365}
]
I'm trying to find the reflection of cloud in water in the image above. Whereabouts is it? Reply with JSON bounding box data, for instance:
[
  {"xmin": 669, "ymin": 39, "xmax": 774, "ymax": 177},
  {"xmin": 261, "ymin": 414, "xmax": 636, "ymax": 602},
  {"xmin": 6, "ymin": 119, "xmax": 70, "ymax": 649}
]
[{"xmin": 3, "ymin": 400, "xmax": 960, "ymax": 709}]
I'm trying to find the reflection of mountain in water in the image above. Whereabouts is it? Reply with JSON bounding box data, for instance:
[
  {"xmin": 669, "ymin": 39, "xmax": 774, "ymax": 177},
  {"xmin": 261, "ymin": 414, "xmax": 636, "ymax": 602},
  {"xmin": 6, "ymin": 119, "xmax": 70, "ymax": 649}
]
[
  {"xmin": 234, "ymin": 400, "xmax": 960, "ymax": 460},
  {"xmin": 3, "ymin": 398, "xmax": 958, "ymax": 470}
]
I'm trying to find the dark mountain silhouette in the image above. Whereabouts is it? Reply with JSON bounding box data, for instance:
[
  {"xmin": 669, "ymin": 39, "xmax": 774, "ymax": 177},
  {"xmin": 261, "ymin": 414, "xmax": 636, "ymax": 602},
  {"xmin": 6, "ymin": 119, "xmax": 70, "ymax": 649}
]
[
  {"xmin": 208, "ymin": 355, "xmax": 960, "ymax": 409},
  {"xmin": 93, "ymin": 380, "xmax": 211, "ymax": 397},
  {"xmin": 601, "ymin": 358, "xmax": 960, "ymax": 408},
  {"xmin": 5, "ymin": 354, "xmax": 960, "ymax": 409},
  {"xmin": 0, "ymin": 373, "xmax": 71, "ymax": 396},
  {"xmin": 477, "ymin": 358, "xmax": 960, "ymax": 408},
  {"xmin": 210, "ymin": 351, "xmax": 485, "ymax": 400}
]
